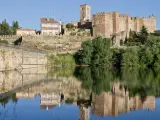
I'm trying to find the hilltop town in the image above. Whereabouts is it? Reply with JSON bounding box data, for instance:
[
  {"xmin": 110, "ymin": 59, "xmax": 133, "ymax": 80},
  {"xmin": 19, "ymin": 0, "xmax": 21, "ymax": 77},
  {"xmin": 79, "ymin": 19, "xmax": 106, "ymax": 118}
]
[
  {"xmin": 0, "ymin": 4, "xmax": 160, "ymax": 71},
  {"xmin": 0, "ymin": 4, "xmax": 158, "ymax": 49}
]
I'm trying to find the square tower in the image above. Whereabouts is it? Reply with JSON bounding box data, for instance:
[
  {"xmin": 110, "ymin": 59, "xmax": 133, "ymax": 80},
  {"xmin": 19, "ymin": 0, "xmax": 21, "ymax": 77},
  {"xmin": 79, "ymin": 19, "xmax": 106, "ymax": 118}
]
[{"xmin": 80, "ymin": 4, "xmax": 91, "ymax": 22}]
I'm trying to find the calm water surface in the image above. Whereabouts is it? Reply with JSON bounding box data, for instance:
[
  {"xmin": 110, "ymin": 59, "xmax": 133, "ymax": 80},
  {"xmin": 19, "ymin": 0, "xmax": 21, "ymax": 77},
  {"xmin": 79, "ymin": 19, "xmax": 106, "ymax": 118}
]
[{"xmin": 0, "ymin": 67, "xmax": 160, "ymax": 120}]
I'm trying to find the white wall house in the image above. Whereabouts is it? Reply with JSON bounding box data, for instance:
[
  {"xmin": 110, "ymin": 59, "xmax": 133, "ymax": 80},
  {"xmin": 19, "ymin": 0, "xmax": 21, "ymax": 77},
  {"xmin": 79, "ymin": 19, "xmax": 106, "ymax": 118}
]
[
  {"xmin": 16, "ymin": 29, "xmax": 36, "ymax": 36},
  {"xmin": 41, "ymin": 18, "xmax": 61, "ymax": 35}
]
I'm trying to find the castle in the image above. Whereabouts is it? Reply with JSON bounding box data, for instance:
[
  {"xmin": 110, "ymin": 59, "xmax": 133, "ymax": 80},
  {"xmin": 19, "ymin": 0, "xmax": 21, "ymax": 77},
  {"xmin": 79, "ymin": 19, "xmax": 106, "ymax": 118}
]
[
  {"xmin": 80, "ymin": 4, "xmax": 157, "ymax": 45},
  {"xmin": 92, "ymin": 12, "xmax": 156, "ymax": 38}
]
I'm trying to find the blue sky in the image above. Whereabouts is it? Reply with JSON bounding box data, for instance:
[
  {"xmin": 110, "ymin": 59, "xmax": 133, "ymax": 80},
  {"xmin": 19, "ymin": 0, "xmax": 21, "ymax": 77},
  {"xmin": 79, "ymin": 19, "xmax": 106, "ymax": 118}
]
[{"xmin": 0, "ymin": 0, "xmax": 159, "ymax": 30}]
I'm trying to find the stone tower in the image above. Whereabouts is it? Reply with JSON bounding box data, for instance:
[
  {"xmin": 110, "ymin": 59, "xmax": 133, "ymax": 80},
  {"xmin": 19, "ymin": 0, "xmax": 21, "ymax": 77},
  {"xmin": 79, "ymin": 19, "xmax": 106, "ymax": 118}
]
[{"xmin": 80, "ymin": 4, "xmax": 91, "ymax": 22}]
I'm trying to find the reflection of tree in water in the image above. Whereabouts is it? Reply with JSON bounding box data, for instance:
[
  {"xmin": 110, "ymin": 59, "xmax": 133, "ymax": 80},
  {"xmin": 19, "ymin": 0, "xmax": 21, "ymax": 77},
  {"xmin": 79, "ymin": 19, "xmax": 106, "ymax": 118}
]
[
  {"xmin": 0, "ymin": 93, "xmax": 18, "ymax": 120},
  {"xmin": 74, "ymin": 67, "xmax": 160, "ymax": 98},
  {"xmin": 74, "ymin": 67, "xmax": 116, "ymax": 94},
  {"xmin": 0, "ymin": 93, "xmax": 18, "ymax": 108}
]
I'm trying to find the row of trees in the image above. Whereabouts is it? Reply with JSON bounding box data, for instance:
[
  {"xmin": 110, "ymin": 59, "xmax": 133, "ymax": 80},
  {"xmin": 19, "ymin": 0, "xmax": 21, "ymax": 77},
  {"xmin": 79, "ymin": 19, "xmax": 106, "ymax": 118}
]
[
  {"xmin": 124, "ymin": 26, "xmax": 149, "ymax": 45},
  {"xmin": 74, "ymin": 26, "xmax": 160, "ymax": 68},
  {"xmin": 0, "ymin": 19, "xmax": 19, "ymax": 35}
]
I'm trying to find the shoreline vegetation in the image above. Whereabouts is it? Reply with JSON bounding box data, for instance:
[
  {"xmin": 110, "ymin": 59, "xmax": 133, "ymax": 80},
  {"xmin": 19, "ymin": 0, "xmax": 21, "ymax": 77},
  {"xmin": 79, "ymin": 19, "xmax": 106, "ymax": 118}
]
[
  {"xmin": 48, "ymin": 26, "xmax": 160, "ymax": 68},
  {"xmin": 74, "ymin": 26, "xmax": 160, "ymax": 68},
  {"xmin": 48, "ymin": 26, "xmax": 160, "ymax": 69}
]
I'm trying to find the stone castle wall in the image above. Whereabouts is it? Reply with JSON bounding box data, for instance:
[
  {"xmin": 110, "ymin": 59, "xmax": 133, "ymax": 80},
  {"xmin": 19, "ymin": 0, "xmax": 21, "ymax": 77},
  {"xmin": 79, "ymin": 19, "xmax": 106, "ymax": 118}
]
[
  {"xmin": 93, "ymin": 12, "xmax": 156, "ymax": 38},
  {"xmin": 0, "ymin": 35, "xmax": 91, "ymax": 51},
  {"xmin": 0, "ymin": 47, "xmax": 47, "ymax": 71}
]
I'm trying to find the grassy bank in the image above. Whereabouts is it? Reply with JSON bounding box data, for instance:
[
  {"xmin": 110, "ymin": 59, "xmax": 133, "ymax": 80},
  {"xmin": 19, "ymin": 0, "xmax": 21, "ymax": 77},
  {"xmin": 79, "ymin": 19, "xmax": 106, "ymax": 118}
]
[{"xmin": 47, "ymin": 54, "xmax": 76, "ymax": 67}]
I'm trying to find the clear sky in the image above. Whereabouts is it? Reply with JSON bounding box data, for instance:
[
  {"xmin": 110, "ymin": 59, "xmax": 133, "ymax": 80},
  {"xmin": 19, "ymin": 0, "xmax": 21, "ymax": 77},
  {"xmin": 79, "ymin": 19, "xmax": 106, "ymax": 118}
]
[{"xmin": 0, "ymin": 0, "xmax": 159, "ymax": 30}]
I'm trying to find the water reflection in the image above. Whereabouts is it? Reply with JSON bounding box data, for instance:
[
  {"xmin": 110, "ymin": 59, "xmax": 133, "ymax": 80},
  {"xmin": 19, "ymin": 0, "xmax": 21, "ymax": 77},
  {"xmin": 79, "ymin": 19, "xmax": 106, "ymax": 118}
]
[{"xmin": 0, "ymin": 67, "xmax": 159, "ymax": 120}]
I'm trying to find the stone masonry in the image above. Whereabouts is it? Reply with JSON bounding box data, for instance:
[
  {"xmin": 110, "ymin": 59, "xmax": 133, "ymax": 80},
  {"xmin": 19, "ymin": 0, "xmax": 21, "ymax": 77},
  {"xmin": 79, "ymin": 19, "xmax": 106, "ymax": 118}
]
[
  {"xmin": 80, "ymin": 4, "xmax": 91, "ymax": 22},
  {"xmin": 92, "ymin": 12, "xmax": 156, "ymax": 45}
]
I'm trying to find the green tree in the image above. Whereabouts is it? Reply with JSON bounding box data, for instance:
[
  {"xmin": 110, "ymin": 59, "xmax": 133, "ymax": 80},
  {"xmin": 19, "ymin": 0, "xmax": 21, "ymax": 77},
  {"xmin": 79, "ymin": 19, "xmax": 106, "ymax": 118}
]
[
  {"xmin": 92, "ymin": 37, "xmax": 112, "ymax": 65},
  {"xmin": 74, "ymin": 37, "xmax": 113, "ymax": 66},
  {"xmin": 121, "ymin": 47, "xmax": 139, "ymax": 67},
  {"xmin": 112, "ymin": 48, "xmax": 124, "ymax": 68},
  {"xmin": 74, "ymin": 40, "xmax": 93, "ymax": 65},
  {"xmin": 139, "ymin": 47, "xmax": 154, "ymax": 67},
  {"xmin": 12, "ymin": 21, "xmax": 19, "ymax": 35},
  {"xmin": 0, "ymin": 19, "xmax": 12, "ymax": 35},
  {"xmin": 66, "ymin": 23, "xmax": 74, "ymax": 30},
  {"xmin": 139, "ymin": 25, "xmax": 149, "ymax": 44}
]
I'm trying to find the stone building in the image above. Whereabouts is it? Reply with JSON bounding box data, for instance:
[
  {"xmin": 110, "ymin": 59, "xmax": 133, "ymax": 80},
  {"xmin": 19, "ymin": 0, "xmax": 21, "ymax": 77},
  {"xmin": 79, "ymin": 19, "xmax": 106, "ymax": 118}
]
[
  {"xmin": 78, "ymin": 4, "xmax": 92, "ymax": 30},
  {"xmin": 16, "ymin": 28, "xmax": 36, "ymax": 36},
  {"xmin": 80, "ymin": 4, "xmax": 91, "ymax": 22},
  {"xmin": 40, "ymin": 18, "xmax": 61, "ymax": 35},
  {"xmin": 92, "ymin": 12, "xmax": 156, "ymax": 46}
]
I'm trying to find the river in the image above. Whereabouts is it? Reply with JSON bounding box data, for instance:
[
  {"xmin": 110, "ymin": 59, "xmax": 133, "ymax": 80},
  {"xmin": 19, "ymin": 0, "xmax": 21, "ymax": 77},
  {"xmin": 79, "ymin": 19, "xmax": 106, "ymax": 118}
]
[{"xmin": 0, "ymin": 67, "xmax": 160, "ymax": 120}]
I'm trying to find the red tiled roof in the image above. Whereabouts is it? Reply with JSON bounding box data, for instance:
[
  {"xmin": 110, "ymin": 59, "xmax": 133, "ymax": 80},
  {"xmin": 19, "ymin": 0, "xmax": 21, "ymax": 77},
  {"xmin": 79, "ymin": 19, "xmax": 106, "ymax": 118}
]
[{"xmin": 41, "ymin": 18, "xmax": 59, "ymax": 24}]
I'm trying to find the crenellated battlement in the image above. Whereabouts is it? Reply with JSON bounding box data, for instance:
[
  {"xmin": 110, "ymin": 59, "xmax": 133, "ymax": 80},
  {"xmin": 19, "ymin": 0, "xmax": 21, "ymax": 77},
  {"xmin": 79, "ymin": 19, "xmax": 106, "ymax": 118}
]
[
  {"xmin": 94, "ymin": 12, "xmax": 156, "ymax": 21},
  {"xmin": 93, "ymin": 12, "xmax": 113, "ymax": 16}
]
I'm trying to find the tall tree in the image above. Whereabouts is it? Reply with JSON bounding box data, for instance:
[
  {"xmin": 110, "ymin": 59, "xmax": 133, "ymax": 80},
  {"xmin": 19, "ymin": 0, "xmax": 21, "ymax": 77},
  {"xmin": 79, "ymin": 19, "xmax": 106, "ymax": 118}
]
[
  {"xmin": 139, "ymin": 25, "xmax": 149, "ymax": 44},
  {"xmin": 0, "ymin": 19, "xmax": 11, "ymax": 35},
  {"xmin": 12, "ymin": 21, "xmax": 19, "ymax": 35}
]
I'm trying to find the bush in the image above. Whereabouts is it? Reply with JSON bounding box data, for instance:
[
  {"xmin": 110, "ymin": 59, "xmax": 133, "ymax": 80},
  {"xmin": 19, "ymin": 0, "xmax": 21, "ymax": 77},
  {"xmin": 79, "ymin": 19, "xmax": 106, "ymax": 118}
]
[
  {"xmin": 121, "ymin": 47, "xmax": 139, "ymax": 67},
  {"xmin": 74, "ymin": 31, "xmax": 160, "ymax": 68},
  {"xmin": 66, "ymin": 23, "xmax": 74, "ymax": 30},
  {"xmin": 74, "ymin": 37, "xmax": 112, "ymax": 66}
]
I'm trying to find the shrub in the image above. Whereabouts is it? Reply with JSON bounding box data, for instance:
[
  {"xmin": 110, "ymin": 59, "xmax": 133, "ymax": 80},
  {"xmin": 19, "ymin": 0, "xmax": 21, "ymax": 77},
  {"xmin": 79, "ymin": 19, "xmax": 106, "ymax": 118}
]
[
  {"xmin": 66, "ymin": 23, "xmax": 74, "ymax": 30},
  {"xmin": 74, "ymin": 37, "xmax": 112, "ymax": 66}
]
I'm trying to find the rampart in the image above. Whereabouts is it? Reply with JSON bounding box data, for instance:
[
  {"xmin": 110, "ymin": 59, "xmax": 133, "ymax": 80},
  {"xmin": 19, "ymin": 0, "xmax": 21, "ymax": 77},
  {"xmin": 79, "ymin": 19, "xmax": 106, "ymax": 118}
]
[
  {"xmin": 92, "ymin": 12, "xmax": 156, "ymax": 45},
  {"xmin": 0, "ymin": 35, "xmax": 92, "ymax": 52},
  {"xmin": 0, "ymin": 45, "xmax": 47, "ymax": 71}
]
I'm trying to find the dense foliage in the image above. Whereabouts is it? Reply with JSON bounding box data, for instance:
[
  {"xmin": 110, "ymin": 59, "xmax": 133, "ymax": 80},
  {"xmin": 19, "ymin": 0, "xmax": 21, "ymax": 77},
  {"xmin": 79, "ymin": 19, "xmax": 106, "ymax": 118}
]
[
  {"xmin": 74, "ymin": 37, "xmax": 112, "ymax": 66},
  {"xmin": 75, "ymin": 26, "xmax": 160, "ymax": 68},
  {"xmin": 0, "ymin": 19, "xmax": 19, "ymax": 35},
  {"xmin": 125, "ymin": 26, "xmax": 149, "ymax": 46}
]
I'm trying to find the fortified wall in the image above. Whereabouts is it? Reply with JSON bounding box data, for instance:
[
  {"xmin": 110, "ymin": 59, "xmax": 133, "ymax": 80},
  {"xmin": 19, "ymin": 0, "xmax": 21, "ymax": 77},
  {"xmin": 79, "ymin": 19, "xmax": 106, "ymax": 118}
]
[
  {"xmin": 0, "ymin": 47, "xmax": 47, "ymax": 71},
  {"xmin": 0, "ymin": 35, "xmax": 91, "ymax": 51},
  {"xmin": 92, "ymin": 12, "xmax": 156, "ymax": 45}
]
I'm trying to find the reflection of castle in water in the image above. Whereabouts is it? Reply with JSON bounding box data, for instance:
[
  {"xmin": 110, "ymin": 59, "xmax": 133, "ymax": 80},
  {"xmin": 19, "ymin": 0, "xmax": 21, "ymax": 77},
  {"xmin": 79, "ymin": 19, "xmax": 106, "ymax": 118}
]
[
  {"xmin": 92, "ymin": 93, "xmax": 155, "ymax": 117},
  {"xmin": 78, "ymin": 82, "xmax": 155, "ymax": 120},
  {"xmin": 79, "ymin": 105, "xmax": 90, "ymax": 120},
  {"xmin": 15, "ymin": 81, "xmax": 155, "ymax": 120},
  {"xmin": 92, "ymin": 82, "xmax": 155, "ymax": 117}
]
